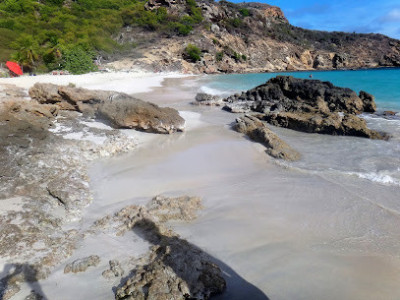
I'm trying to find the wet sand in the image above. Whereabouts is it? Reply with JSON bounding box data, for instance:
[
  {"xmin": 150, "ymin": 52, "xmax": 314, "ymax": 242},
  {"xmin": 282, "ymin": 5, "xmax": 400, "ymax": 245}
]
[{"xmin": 89, "ymin": 76, "xmax": 400, "ymax": 299}]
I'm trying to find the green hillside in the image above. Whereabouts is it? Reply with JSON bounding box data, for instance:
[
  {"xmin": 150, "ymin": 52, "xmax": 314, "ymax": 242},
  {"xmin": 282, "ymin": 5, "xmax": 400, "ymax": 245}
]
[{"xmin": 0, "ymin": 0, "xmax": 202, "ymax": 74}]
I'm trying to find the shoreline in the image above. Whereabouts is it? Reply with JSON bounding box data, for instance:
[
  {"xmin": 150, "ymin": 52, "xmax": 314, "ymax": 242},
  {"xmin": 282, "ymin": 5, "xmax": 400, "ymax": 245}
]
[
  {"xmin": 1, "ymin": 70, "xmax": 400, "ymax": 299},
  {"xmin": 0, "ymin": 70, "xmax": 189, "ymax": 94}
]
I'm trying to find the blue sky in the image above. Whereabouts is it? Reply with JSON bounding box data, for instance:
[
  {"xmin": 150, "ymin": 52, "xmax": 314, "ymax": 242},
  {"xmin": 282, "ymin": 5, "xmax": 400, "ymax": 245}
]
[{"xmin": 233, "ymin": 0, "xmax": 400, "ymax": 39}]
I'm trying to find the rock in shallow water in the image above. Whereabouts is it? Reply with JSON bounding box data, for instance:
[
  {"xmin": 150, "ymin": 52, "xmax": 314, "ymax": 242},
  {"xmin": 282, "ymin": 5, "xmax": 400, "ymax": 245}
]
[
  {"xmin": 234, "ymin": 115, "xmax": 301, "ymax": 161},
  {"xmin": 224, "ymin": 76, "xmax": 376, "ymax": 115},
  {"xmin": 262, "ymin": 112, "xmax": 389, "ymax": 140},
  {"xmin": 64, "ymin": 255, "xmax": 100, "ymax": 274}
]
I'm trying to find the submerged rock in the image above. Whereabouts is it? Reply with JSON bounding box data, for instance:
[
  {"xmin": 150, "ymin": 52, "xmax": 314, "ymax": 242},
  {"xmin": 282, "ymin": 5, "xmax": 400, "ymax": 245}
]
[
  {"xmin": 194, "ymin": 93, "xmax": 224, "ymax": 106},
  {"xmin": 102, "ymin": 260, "xmax": 124, "ymax": 280},
  {"xmin": 92, "ymin": 195, "xmax": 226, "ymax": 300},
  {"xmin": 222, "ymin": 76, "xmax": 388, "ymax": 140},
  {"xmin": 234, "ymin": 115, "xmax": 301, "ymax": 161},
  {"xmin": 115, "ymin": 219, "xmax": 226, "ymax": 300},
  {"xmin": 29, "ymin": 83, "xmax": 185, "ymax": 134},
  {"xmin": 262, "ymin": 112, "xmax": 389, "ymax": 140},
  {"xmin": 64, "ymin": 255, "xmax": 100, "ymax": 274}
]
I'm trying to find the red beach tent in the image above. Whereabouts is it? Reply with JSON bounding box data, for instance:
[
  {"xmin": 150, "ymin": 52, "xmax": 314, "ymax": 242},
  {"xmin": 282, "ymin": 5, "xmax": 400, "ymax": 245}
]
[{"xmin": 6, "ymin": 61, "xmax": 23, "ymax": 76}]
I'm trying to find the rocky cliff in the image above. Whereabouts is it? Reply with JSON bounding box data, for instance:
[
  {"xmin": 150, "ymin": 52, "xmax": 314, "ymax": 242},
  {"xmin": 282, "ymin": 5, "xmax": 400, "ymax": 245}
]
[{"xmin": 108, "ymin": 0, "xmax": 400, "ymax": 73}]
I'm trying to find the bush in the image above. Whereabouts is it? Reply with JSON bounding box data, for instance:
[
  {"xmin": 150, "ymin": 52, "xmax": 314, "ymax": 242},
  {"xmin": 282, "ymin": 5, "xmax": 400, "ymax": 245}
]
[
  {"xmin": 216, "ymin": 51, "xmax": 223, "ymax": 62},
  {"xmin": 60, "ymin": 45, "xmax": 97, "ymax": 74},
  {"xmin": 185, "ymin": 44, "xmax": 201, "ymax": 62},
  {"xmin": 239, "ymin": 8, "xmax": 250, "ymax": 17}
]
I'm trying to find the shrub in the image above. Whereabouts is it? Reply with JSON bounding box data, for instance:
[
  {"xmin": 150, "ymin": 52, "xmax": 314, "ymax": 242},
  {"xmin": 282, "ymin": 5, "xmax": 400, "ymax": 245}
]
[
  {"xmin": 216, "ymin": 51, "xmax": 223, "ymax": 62},
  {"xmin": 185, "ymin": 44, "xmax": 201, "ymax": 62},
  {"xmin": 239, "ymin": 8, "xmax": 250, "ymax": 17},
  {"xmin": 241, "ymin": 54, "xmax": 247, "ymax": 61},
  {"xmin": 60, "ymin": 45, "xmax": 97, "ymax": 74}
]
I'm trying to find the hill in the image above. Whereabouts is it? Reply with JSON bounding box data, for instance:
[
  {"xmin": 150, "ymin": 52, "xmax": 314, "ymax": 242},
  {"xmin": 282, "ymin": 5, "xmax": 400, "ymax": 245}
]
[{"xmin": 1, "ymin": 0, "xmax": 399, "ymax": 74}]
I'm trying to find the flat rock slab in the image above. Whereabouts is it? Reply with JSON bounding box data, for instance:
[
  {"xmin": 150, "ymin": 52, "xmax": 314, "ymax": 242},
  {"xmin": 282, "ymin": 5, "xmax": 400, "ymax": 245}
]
[{"xmin": 29, "ymin": 83, "xmax": 185, "ymax": 134}]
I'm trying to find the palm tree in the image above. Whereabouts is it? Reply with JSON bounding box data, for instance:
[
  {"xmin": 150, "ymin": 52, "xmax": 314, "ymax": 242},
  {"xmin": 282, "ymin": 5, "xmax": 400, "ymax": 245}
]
[{"xmin": 11, "ymin": 34, "xmax": 39, "ymax": 73}]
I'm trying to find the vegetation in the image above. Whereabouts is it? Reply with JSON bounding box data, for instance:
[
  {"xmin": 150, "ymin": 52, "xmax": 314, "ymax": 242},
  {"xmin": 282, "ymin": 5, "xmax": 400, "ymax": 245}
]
[
  {"xmin": 215, "ymin": 51, "xmax": 224, "ymax": 62},
  {"xmin": 0, "ymin": 0, "xmax": 203, "ymax": 73},
  {"xmin": 184, "ymin": 44, "xmax": 201, "ymax": 62}
]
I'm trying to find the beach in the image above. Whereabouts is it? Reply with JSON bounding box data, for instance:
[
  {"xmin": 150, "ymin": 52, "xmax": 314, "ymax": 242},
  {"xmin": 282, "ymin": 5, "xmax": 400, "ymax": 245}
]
[{"xmin": 1, "ymin": 71, "xmax": 400, "ymax": 299}]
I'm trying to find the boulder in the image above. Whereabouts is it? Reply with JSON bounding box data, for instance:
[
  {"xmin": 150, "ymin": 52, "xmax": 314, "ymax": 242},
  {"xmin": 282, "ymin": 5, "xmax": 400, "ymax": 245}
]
[
  {"xmin": 224, "ymin": 76, "xmax": 371, "ymax": 115},
  {"xmin": 234, "ymin": 115, "xmax": 301, "ymax": 161},
  {"xmin": 98, "ymin": 93, "xmax": 185, "ymax": 133},
  {"xmin": 262, "ymin": 112, "xmax": 388, "ymax": 140},
  {"xmin": 29, "ymin": 83, "xmax": 185, "ymax": 134},
  {"xmin": 29, "ymin": 83, "xmax": 75, "ymax": 111},
  {"xmin": 359, "ymin": 90, "xmax": 377, "ymax": 113},
  {"xmin": 194, "ymin": 93, "xmax": 224, "ymax": 106}
]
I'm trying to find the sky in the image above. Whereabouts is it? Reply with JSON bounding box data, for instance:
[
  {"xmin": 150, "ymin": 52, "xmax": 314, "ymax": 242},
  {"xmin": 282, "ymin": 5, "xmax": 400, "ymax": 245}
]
[{"xmin": 233, "ymin": 0, "xmax": 400, "ymax": 39}]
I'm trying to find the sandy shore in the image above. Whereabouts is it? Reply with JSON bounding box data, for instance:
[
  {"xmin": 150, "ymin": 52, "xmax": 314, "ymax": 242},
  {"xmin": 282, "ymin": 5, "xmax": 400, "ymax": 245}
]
[
  {"xmin": 2, "ymin": 72, "xmax": 400, "ymax": 300},
  {"xmin": 0, "ymin": 71, "xmax": 188, "ymax": 94}
]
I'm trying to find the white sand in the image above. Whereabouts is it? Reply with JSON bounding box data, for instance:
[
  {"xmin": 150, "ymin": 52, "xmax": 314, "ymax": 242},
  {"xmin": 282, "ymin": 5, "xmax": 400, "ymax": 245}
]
[{"xmin": 0, "ymin": 71, "xmax": 188, "ymax": 94}]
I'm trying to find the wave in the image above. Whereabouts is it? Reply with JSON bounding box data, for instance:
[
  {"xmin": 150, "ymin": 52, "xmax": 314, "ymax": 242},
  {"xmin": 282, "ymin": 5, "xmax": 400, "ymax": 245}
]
[
  {"xmin": 346, "ymin": 171, "xmax": 400, "ymax": 186},
  {"xmin": 274, "ymin": 160, "xmax": 400, "ymax": 187},
  {"xmin": 198, "ymin": 85, "xmax": 238, "ymax": 97}
]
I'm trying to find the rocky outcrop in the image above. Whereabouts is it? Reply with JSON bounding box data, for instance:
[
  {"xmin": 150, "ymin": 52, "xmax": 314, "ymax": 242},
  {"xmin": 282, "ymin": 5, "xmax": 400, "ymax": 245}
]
[
  {"xmin": 108, "ymin": 0, "xmax": 400, "ymax": 74},
  {"xmin": 29, "ymin": 83, "xmax": 185, "ymax": 134},
  {"xmin": 92, "ymin": 195, "xmax": 226, "ymax": 300},
  {"xmin": 194, "ymin": 93, "xmax": 224, "ymax": 106},
  {"xmin": 98, "ymin": 93, "xmax": 184, "ymax": 134},
  {"xmin": 64, "ymin": 255, "xmax": 100, "ymax": 274},
  {"xmin": 261, "ymin": 112, "xmax": 388, "ymax": 140},
  {"xmin": 224, "ymin": 76, "xmax": 375, "ymax": 115},
  {"xmin": 234, "ymin": 115, "xmax": 300, "ymax": 161},
  {"xmin": 222, "ymin": 76, "xmax": 388, "ymax": 140},
  {"xmin": 116, "ymin": 230, "xmax": 226, "ymax": 300}
]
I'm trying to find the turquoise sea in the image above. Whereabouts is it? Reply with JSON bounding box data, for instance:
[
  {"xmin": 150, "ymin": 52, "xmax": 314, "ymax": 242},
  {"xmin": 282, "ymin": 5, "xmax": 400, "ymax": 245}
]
[
  {"xmin": 195, "ymin": 68, "xmax": 400, "ymax": 187},
  {"xmin": 198, "ymin": 68, "xmax": 400, "ymax": 111}
]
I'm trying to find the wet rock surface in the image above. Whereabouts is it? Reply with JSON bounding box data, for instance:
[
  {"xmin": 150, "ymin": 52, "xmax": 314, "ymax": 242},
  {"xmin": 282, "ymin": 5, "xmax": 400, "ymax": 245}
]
[
  {"xmin": 29, "ymin": 83, "xmax": 185, "ymax": 134},
  {"xmin": 197, "ymin": 76, "xmax": 389, "ymax": 160},
  {"xmin": 92, "ymin": 195, "xmax": 225, "ymax": 300},
  {"xmin": 234, "ymin": 115, "xmax": 300, "ymax": 161},
  {"xmin": 261, "ymin": 112, "xmax": 389, "ymax": 140},
  {"xmin": 194, "ymin": 93, "xmax": 224, "ymax": 106},
  {"xmin": 64, "ymin": 255, "xmax": 101, "ymax": 274}
]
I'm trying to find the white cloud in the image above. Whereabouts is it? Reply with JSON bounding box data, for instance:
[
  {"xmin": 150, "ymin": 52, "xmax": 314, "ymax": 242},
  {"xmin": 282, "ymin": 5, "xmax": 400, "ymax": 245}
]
[{"xmin": 379, "ymin": 8, "xmax": 400, "ymax": 23}]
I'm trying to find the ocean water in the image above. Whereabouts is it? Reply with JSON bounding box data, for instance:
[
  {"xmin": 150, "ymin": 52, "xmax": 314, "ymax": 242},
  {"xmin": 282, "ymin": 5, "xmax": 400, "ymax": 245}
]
[
  {"xmin": 197, "ymin": 68, "xmax": 400, "ymax": 111},
  {"xmin": 90, "ymin": 75, "xmax": 400, "ymax": 300},
  {"xmin": 196, "ymin": 68, "xmax": 400, "ymax": 187}
]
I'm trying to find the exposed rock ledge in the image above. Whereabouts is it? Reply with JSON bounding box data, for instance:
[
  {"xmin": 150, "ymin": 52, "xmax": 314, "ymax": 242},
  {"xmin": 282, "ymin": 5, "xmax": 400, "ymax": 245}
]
[
  {"xmin": 29, "ymin": 83, "xmax": 185, "ymax": 134},
  {"xmin": 195, "ymin": 76, "xmax": 388, "ymax": 160}
]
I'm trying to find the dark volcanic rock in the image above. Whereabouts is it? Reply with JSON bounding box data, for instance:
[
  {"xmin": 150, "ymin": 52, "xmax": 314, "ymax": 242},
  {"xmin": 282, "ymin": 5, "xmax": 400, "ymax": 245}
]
[
  {"xmin": 234, "ymin": 115, "xmax": 301, "ymax": 161},
  {"xmin": 262, "ymin": 112, "xmax": 388, "ymax": 140},
  {"xmin": 224, "ymin": 76, "xmax": 375, "ymax": 115},
  {"xmin": 223, "ymin": 76, "xmax": 388, "ymax": 139},
  {"xmin": 29, "ymin": 83, "xmax": 185, "ymax": 134},
  {"xmin": 358, "ymin": 90, "xmax": 377, "ymax": 113}
]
